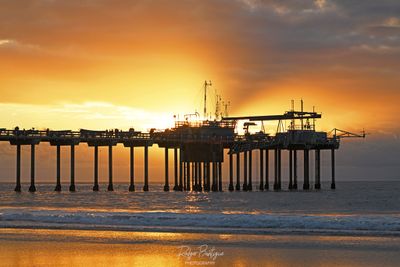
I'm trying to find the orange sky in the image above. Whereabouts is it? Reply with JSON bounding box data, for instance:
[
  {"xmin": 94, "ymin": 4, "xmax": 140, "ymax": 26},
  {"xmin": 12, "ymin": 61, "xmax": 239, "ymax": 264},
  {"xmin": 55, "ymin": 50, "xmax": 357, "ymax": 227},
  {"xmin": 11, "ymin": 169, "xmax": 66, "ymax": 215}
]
[{"xmin": 0, "ymin": 0, "xmax": 399, "ymax": 183}]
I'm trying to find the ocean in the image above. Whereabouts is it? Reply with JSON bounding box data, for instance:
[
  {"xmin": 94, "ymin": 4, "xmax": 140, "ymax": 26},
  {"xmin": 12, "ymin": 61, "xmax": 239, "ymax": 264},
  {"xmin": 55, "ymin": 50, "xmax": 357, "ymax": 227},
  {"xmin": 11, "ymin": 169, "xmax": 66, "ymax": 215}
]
[
  {"xmin": 1, "ymin": 181, "xmax": 399, "ymax": 266},
  {"xmin": 0, "ymin": 181, "xmax": 399, "ymax": 237}
]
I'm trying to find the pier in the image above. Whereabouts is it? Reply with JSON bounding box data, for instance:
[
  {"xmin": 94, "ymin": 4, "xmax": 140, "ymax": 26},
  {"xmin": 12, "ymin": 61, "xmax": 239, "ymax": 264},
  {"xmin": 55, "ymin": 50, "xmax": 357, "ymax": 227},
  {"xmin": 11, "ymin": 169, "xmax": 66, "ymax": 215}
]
[{"xmin": 0, "ymin": 104, "xmax": 364, "ymax": 192}]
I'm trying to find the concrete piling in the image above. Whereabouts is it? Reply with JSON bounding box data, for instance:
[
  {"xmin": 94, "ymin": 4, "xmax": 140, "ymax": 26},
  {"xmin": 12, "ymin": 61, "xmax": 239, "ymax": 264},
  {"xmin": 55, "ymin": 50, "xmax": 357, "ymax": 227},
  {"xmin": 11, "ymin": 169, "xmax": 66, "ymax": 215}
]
[
  {"xmin": 129, "ymin": 146, "xmax": 135, "ymax": 192},
  {"xmin": 164, "ymin": 148, "xmax": 169, "ymax": 192},
  {"xmin": 15, "ymin": 144, "xmax": 21, "ymax": 192},
  {"xmin": 29, "ymin": 144, "xmax": 36, "ymax": 192},
  {"xmin": 55, "ymin": 145, "xmax": 62, "ymax": 192},
  {"xmin": 93, "ymin": 146, "xmax": 99, "ymax": 191},
  {"xmin": 236, "ymin": 153, "xmax": 240, "ymax": 191},
  {"xmin": 228, "ymin": 153, "xmax": 234, "ymax": 191},
  {"xmin": 264, "ymin": 149, "xmax": 269, "ymax": 190},
  {"xmin": 259, "ymin": 149, "xmax": 264, "ymax": 191},
  {"xmin": 143, "ymin": 144, "xmax": 149, "ymax": 191},
  {"xmin": 108, "ymin": 145, "xmax": 114, "ymax": 191},
  {"xmin": 243, "ymin": 151, "xmax": 248, "ymax": 191},
  {"xmin": 173, "ymin": 148, "xmax": 179, "ymax": 191},
  {"xmin": 331, "ymin": 149, "xmax": 336, "ymax": 189},
  {"xmin": 293, "ymin": 150, "xmax": 298, "ymax": 189},
  {"xmin": 315, "ymin": 149, "xmax": 321, "ymax": 189},
  {"xmin": 69, "ymin": 145, "xmax": 76, "ymax": 192},
  {"xmin": 303, "ymin": 149, "xmax": 310, "ymax": 190}
]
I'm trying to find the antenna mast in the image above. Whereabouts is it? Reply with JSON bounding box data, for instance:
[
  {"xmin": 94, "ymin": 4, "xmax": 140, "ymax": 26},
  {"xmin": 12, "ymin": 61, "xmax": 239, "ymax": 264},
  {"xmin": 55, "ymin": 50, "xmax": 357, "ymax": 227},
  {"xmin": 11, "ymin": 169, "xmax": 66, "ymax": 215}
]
[{"xmin": 203, "ymin": 80, "xmax": 212, "ymax": 120}]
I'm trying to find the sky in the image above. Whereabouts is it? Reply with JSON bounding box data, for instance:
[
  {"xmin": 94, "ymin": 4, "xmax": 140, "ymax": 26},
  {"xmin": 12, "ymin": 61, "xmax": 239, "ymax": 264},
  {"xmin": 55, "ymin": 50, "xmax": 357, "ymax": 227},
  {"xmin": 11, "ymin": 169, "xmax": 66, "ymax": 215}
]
[{"xmin": 0, "ymin": 0, "xmax": 399, "ymax": 184}]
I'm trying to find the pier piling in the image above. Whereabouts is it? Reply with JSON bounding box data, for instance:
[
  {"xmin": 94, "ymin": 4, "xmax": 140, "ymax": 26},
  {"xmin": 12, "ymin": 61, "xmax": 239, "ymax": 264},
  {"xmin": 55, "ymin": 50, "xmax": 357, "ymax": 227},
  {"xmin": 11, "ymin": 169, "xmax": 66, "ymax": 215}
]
[
  {"xmin": 259, "ymin": 149, "xmax": 264, "ymax": 191},
  {"xmin": 331, "ymin": 149, "xmax": 336, "ymax": 189},
  {"xmin": 69, "ymin": 145, "xmax": 76, "ymax": 192},
  {"xmin": 303, "ymin": 149, "xmax": 310, "ymax": 190},
  {"xmin": 236, "ymin": 153, "xmax": 240, "ymax": 191},
  {"xmin": 143, "ymin": 145, "xmax": 149, "ymax": 191},
  {"xmin": 129, "ymin": 146, "xmax": 135, "ymax": 192},
  {"xmin": 93, "ymin": 146, "xmax": 99, "ymax": 191},
  {"xmin": 164, "ymin": 148, "xmax": 169, "ymax": 191},
  {"xmin": 289, "ymin": 149, "xmax": 293, "ymax": 190},
  {"xmin": 55, "ymin": 145, "xmax": 62, "ymax": 192},
  {"xmin": 243, "ymin": 151, "xmax": 248, "ymax": 191},
  {"xmin": 228, "ymin": 153, "xmax": 234, "ymax": 191},
  {"xmin": 108, "ymin": 145, "xmax": 113, "ymax": 191},
  {"xmin": 248, "ymin": 150, "xmax": 253, "ymax": 191},
  {"xmin": 293, "ymin": 150, "xmax": 298, "ymax": 189},
  {"xmin": 265, "ymin": 149, "xmax": 269, "ymax": 190},
  {"xmin": 29, "ymin": 144, "xmax": 36, "ymax": 192},
  {"xmin": 173, "ymin": 148, "xmax": 179, "ymax": 191},
  {"xmin": 315, "ymin": 149, "xmax": 321, "ymax": 189},
  {"xmin": 15, "ymin": 144, "xmax": 21, "ymax": 192}
]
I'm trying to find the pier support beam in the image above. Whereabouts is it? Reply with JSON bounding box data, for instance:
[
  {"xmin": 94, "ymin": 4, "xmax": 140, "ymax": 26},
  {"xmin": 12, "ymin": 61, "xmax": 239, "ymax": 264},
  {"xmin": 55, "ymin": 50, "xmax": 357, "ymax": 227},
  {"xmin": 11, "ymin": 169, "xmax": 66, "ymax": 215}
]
[
  {"xmin": 143, "ymin": 145, "xmax": 149, "ymax": 191},
  {"xmin": 15, "ymin": 144, "xmax": 21, "ymax": 192},
  {"xmin": 29, "ymin": 144, "xmax": 36, "ymax": 192},
  {"xmin": 265, "ymin": 150, "xmax": 269, "ymax": 190},
  {"xmin": 293, "ymin": 150, "xmax": 298, "ymax": 189},
  {"xmin": 303, "ymin": 149, "xmax": 310, "ymax": 190},
  {"xmin": 186, "ymin": 161, "xmax": 191, "ymax": 191},
  {"xmin": 164, "ymin": 148, "xmax": 170, "ymax": 191},
  {"xmin": 173, "ymin": 148, "xmax": 179, "ymax": 191},
  {"xmin": 92, "ymin": 146, "xmax": 99, "ymax": 191},
  {"xmin": 129, "ymin": 146, "xmax": 135, "ymax": 192},
  {"xmin": 198, "ymin": 162, "xmax": 203, "ymax": 191},
  {"xmin": 69, "ymin": 145, "xmax": 76, "ymax": 192},
  {"xmin": 273, "ymin": 149, "xmax": 282, "ymax": 190},
  {"xmin": 248, "ymin": 150, "xmax": 253, "ymax": 191},
  {"xmin": 194, "ymin": 162, "xmax": 198, "ymax": 191},
  {"xmin": 236, "ymin": 153, "xmax": 240, "ymax": 191},
  {"xmin": 228, "ymin": 153, "xmax": 234, "ymax": 191},
  {"xmin": 179, "ymin": 149, "xmax": 183, "ymax": 191},
  {"xmin": 206, "ymin": 162, "xmax": 211, "ymax": 191},
  {"xmin": 212, "ymin": 155, "xmax": 217, "ymax": 192},
  {"xmin": 55, "ymin": 145, "xmax": 62, "ymax": 192},
  {"xmin": 259, "ymin": 149, "xmax": 264, "ymax": 191},
  {"xmin": 107, "ymin": 145, "xmax": 113, "ymax": 191},
  {"xmin": 289, "ymin": 149, "xmax": 293, "ymax": 190},
  {"xmin": 331, "ymin": 149, "xmax": 336, "ymax": 189},
  {"xmin": 243, "ymin": 151, "xmax": 248, "ymax": 191},
  {"xmin": 218, "ymin": 162, "xmax": 223, "ymax": 192},
  {"xmin": 315, "ymin": 149, "xmax": 321, "ymax": 189}
]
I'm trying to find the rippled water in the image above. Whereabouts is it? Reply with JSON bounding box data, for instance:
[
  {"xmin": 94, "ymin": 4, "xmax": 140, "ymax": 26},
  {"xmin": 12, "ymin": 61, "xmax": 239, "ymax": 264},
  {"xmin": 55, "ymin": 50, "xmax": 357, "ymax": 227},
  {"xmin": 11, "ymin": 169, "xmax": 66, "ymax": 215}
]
[{"xmin": 0, "ymin": 181, "xmax": 399, "ymax": 236}]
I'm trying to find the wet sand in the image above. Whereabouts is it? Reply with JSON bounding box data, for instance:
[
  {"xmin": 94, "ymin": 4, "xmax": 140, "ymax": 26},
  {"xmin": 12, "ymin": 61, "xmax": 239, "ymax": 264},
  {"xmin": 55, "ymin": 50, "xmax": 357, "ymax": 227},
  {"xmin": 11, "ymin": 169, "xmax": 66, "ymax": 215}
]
[{"xmin": 0, "ymin": 228, "xmax": 399, "ymax": 266}]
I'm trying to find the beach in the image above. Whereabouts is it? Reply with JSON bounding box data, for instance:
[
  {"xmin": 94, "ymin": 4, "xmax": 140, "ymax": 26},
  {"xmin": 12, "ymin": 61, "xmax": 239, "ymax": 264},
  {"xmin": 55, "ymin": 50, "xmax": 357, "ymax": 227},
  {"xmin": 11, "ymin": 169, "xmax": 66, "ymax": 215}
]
[{"xmin": 1, "ymin": 228, "xmax": 400, "ymax": 267}]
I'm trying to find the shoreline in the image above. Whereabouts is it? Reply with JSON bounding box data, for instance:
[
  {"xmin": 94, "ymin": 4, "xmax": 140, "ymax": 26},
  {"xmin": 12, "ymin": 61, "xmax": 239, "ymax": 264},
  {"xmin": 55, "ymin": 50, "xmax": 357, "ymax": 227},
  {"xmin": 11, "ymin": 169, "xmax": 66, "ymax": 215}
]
[{"xmin": 0, "ymin": 228, "xmax": 400, "ymax": 267}]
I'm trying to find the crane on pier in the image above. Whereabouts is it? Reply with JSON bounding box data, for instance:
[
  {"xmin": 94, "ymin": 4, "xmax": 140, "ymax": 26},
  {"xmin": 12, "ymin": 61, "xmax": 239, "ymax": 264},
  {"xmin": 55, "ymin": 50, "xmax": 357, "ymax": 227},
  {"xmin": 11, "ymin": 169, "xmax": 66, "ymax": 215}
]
[{"xmin": 328, "ymin": 128, "xmax": 366, "ymax": 139}]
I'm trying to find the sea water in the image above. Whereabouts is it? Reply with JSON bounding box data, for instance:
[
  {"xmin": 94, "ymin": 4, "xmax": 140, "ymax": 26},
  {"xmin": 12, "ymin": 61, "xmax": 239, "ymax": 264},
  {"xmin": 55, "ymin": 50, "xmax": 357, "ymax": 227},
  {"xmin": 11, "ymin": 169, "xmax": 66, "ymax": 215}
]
[{"xmin": 0, "ymin": 181, "xmax": 399, "ymax": 237}]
